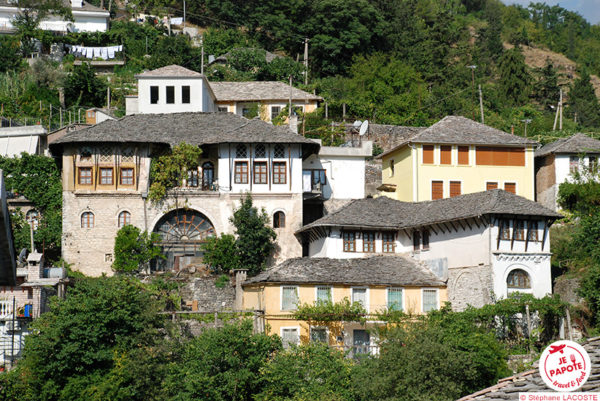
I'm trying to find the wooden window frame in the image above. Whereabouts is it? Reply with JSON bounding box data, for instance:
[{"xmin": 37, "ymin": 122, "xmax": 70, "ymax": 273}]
[
  {"xmin": 118, "ymin": 211, "xmax": 131, "ymax": 227},
  {"xmin": 120, "ymin": 168, "xmax": 134, "ymax": 186},
  {"xmin": 272, "ymin": 161, "xmax": 287, "ymax": 185},
  {"xmin": 343, "ymin": 231, "xmax": 356, "ymax": 252},
  {"xmin": 81, "ymin": 212, "xmax": 94, "ymax": 228},
  {"xmin": 253, "ymin": 161, "xmax": 268, "ymax": 184},
  {"xmin": 440, "ymin": 145, "xmax": 452, "ymax": 165},
  {"xmin": 513, "ymin": 220, "xmax": 525, "ymax": 241},
  {"xmin": 382, "ymin": 232, "xmax": 395, "ymax": 253},
  {"xmin": 413, "ymin": 231, "xmax": 421, "ymax": 251},
  {"xmin": 422, "ymin": 230, "xmax": 430, "ymax": 250},
  {"xmin": 389, "ymin": 159, "xmax": 395, "ymax": 176},
  {"xmin": 78, "ymin": 167, "xmax": 93, "ymax": 185},
  {"xmin": 271, "ymin": 106, "xmax": 281, "ymax": 121},
  {"xmin": 234, "ymin": 161, "xmax": 249, "ymax": 184},
  {"xmin": 99, "ymin": 167, "xmax": 114, "ymax": 185},
  {"xmin": 527, "ymin": 221, "xmax": 539, "ymax": 242},
  {"xmin": 362, "ymin": 231, "xmax": 375, "ymax": 253},
  {"xmin": 273, "ymin": 211, "xmax": 285, "ymax": 228}
]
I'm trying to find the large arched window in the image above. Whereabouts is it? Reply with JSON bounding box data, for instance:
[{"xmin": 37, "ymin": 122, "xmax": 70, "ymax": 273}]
[
  {"xmin": 81, "ymin": 212, "xmax": 94, "ymax": 228},
  {"xmin": 273, "ymin": 211, "xmax": 285, "ymax": 228},
  {"xmin": 202, "ymin": 161, "xmax": 214, "ymax": 190},
  {"xmin": 118, "ymin": 211, "xmax": 131, "ymax": 228},
  {"xmin": 507, "ymin": 269, "xmax": 531, "ymax": 290},
  {"xmin": 26, "ymin": 209, "xmax": 39, "ymax": 230}
]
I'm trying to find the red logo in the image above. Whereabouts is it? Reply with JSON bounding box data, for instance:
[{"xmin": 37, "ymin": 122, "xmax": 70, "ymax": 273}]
[{"xmin": 540, "ymin": 340, "xmax": 591, "ymax": 392}]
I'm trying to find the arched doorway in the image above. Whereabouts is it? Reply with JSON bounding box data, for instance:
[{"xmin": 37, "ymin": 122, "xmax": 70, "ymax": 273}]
[{"xmin": 152, "ymin": 209, "xmax": 216, "ymax": 271}]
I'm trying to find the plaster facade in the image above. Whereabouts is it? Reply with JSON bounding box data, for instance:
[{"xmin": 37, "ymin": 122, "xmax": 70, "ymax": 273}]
[
  {"xmin": 0, "ymin": 3, "xmax": 109, "ymax": 33},
  {"xmin": 215, "ymin": 101, "xmax": 318, "ymax": 123}
]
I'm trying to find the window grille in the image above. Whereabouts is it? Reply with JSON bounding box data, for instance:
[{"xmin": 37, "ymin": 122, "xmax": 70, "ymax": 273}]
[
  {"xmin": 282, "ymin": 286, "xmax": 298, "ymax": 311},
  {"xmin": 388, "ymin": 288, "xmax": 403, "ymax": 311},
  {"xmin": 235, "ymin": 144, "xmax": 247, "ymax": 158},
  {"xmin": 274, "ymin": 144, "xmax": 285, "ymax": 158},
  {"xmin": 423, "ymin": 289, "xmax": 438, "ymax": 312},
  {"xmin": 255, "ymin": 144, "xmax": 266, "ymax": 158}
]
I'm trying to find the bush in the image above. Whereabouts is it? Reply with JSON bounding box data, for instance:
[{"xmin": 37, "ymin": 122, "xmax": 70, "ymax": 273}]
[{"xmin": 113, "ymin": 225, "xmax": 163, "ymax": 273}]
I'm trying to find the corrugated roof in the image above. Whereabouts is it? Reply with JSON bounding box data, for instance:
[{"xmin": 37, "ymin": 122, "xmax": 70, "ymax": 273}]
[
  {"xmin": 535, "ymin": 133, "xmax": 600, "ymax": 157},
  {"xmin": 210, "ymin": 81, "xmax": 322, "ymax": 102},
  {"xmin": 297, "ymin": 190, "xmax": 562, "ymax": 234},
  {"xmin": 244, "ymin": 255, "xmax": 446, "ymax": 286},
  {"xmin": 136, "ymin": 65, "xmax": 203, "ymax": 78}
]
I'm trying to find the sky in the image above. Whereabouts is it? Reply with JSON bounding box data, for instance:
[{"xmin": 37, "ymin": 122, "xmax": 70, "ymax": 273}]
[{"xmin": 502, "ymin": 0, "xmax": 600, "ymax": 25}]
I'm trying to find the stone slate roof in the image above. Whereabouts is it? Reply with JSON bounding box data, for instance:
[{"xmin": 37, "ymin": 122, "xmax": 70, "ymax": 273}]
[
  {"xmin": 136, "ymin": 65, "xmax": 203, "ymax": 78},
  {"xmin": 210, "ymin": 81, "xmax": 322, "ymax": 102},
  {"xmin": 244, "ymin": 255, "xmax": 446, "ymax": 287},
  {"xmin": 380, "ymin": 116, "xmax": 538, "ymax": 158},
  {"xmin": 457, "ymin": 337, "xmax": 600, "ymax": 400},
  {"xmin": 211, "ymin": 47, "xmax": 284, "ymax": 64},
  {"xmin": 535, "ymin": 133, "xmax": 600, "ymax": 157},
  {"xmin": 298, "ymin": 190, "xmax": 562, "ymax": 234},
  {"xmin": 50, "ymin": 112, "xmax": 319, "ymax": 154}
]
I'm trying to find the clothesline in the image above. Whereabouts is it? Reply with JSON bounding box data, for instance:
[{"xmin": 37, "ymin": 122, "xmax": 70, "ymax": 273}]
[{"xmin": 66, "ymin": 45, "xmax": 123, "ymax": 60}]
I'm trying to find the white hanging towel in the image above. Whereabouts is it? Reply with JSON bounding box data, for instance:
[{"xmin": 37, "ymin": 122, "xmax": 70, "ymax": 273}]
[
  {"xmin": 100, "ymin": 47, "xmax": 108, "ymax": 60},
  {"xmin": 107, "ymin": 47, "xmax": 115, "ymax": 59},
  {"xmin": 93, "ymin": 47, "xmax": 101, "ymax": 58},
  {"xmin": 86, "ymin": 47, "xmax": 94, "ymax": 59}
]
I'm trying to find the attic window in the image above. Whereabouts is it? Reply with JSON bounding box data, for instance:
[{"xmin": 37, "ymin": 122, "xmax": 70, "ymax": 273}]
[
  {"xmin": 235, "ymin": 144, "xmax": 247, "ymax": 158},
  {"xmin": 274, "ymin": 144, "xmax": 285, "ymax": 158},
  {"xmin": 79, "ymin": 147, "xmax": 92, "ymax": 161},
  {"xmin": 99, "ymin": 145, "xmax": 112, "ymax": 162},
  {"xmin": 255, "ymin": 144, "xmax": 266, "ymax": 158},
  {"xmin": 121, "ymin": 147, "xmax": 135, "ymax": 163}
]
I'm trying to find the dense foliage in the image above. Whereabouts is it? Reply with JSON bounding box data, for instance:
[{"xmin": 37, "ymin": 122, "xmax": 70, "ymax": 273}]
[{"xmin": 112, "ymin": 225, "xmax": 163, "ymax": 273}]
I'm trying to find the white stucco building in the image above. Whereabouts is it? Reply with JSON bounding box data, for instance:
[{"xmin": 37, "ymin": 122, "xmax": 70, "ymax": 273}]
[
  {"xmin": 535, "ymin": 133, "xmax": 600, "ymax": 211},
  {"xmin": 297, "ymin": 190, "xmax": 561, "ymax": 310},
  {"xmin": 0, "ymin": 0, "xmax": 109, "ymax": 33}
]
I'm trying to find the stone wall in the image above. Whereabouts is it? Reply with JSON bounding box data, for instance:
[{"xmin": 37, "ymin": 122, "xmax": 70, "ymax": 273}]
[
  {"xmin": 535, "ymin": 154, "xmax": 556, "ymax": 209},
  {"xmin": 447, "ymin": 264, "xmax": 493, "ymax": 311},
  {"xmin": 179, "ymin": 276, "xmax": 236, "ymax": 312}
]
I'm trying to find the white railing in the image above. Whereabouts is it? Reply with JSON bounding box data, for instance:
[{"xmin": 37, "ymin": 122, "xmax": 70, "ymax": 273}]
[{"xmin": 0, "ymin": 301, "xmax": 12, "ymax": 319}]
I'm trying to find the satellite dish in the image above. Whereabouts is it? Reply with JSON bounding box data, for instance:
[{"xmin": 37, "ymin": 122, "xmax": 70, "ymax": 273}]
[
  {"xmin": 359, "ymin": 120, "xmax": 369, "ymax": 136},
  {"xmin": 353, "ymin": 120, "xmax": 362, "ymax": 128}
]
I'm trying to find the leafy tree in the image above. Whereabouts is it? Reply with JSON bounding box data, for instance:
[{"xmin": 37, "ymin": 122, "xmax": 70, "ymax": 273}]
[
  {"xmin": 113, "ymin": 225, "xmax": 163, "ymax": 274},
  {"xmin": 0, "ymin": 36, "xmax": 24, "ymax": 73},
  {"xmin": 203, "ymin": 28, "xmax": 258, "ymax": 58},
  {"xmin": 533, "ymin": 60, "xmax": 559, "ymax": 109},
  {"xmin": 202, "ymin": 234, "xmax": 240, "ymax": 274},
  {"xmin": 258, "ymin": 56, "xmax": 304, "ymax": 83},
  {"xmin": 256, "ymin": 343, "xmax": 354, "ymax": 401},
  {"xmin": 498, "ymin": 47, "xmax": 531, "ymax": 106},
  {"xmin": 64, "ymin": 62, "xmax": 107, "ymax": 108},
  {"xmin": 568, "ymin": 71, "xmax": 600, "ymax": 128},
  {"xmin": 231, "ymin": 194, "xmax": 276, "ymax": 276},
  {"xmin": 145, "ymin": 35, "xmax": 202, "ymax": 72}
]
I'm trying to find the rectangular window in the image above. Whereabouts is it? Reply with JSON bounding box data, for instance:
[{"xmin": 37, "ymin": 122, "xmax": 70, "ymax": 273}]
[
  {"xmin": 166, "ymin": 86, "xmax": 175, "ymax": 104},
  {"xmin": 218, "ymin": 107, "xmax": 228, "ymax": 112},
  {"xmin": 343, "ymin": 232, "xmax": 356, "ymax": 252},
  {"xmin": 413, "ymin": 231, "xmax": 421, "ymax": 251},
  {"xmin": 281, "ymin": 286, "xmax": 298, "ymax": 311},
  {"xmin": 422, "ymin": 230, "xmax": 430, "ymax": 250},
  {"xmin": 353, "ymin": 329, "xmax": 370, "ymax": 355},
  {"xmin": 272, "ymin": 162, "xmax": 287, "ymax": 184},
  {"xmin": 271, "ymin": 106, "xmax": 281, "ymax": 121},
  {"xmin": 570, "ymin": 156, "xmax": 579, "ymax": 173},
  {"xmin": 281, "ymin": 328, "xmax": 299, "ymax": 349},
  {"xmin": 431, "ymin": 180, "xmax": 443, "ymax": 200},
  {"xmin": 100, "ymin": 168, "xmax": 113, "ymax": 185},
  {"xmin": 423, "ymin": 289, "xmax": 438, "ymax": 312},
  {"xmin": 316, "ymin": 286, "xmax": 331, "ymax": 304},
  {"xmin": 181, "ymin": 85, "xmax": 190, "ymax": 103},
  {"xmin": 389, "ymin": 159, "xmax": 395, "ymax": 177},
  {"xmin": 363, "ymin": 231, "xmax": 375, "ymax": 253},
  {"xmin": 527, "ymin": 221, "xmax": 539, "ymax": 242},
  {"xmin": 486, "ymin": 182, "xmax": 498, "ymax": 190},
  {"xmin": 120, "ymin": 168, "xmax": 134, "ymax": 185},
  {"xmin": 382, "ymin": 232, "xmax": 395, "ymax": 253},
  {"xmin": 311, "ymin": 170, "xmax": 327, "ymax": 189},
  {"xmin": 253, "ymin": 161, "xmax": 267, "ymax": 184},
  {"xmin": 78, "ymin": 167, "xmax": 92, "ymax": 185},
  {"xmin": 234, "ymin": 161, "xmax": 248, "ymax": 184},
  {"xmin": 458, "ymin": 146, "xmax": 469, "ymax": 165},
  {"xmin": 388, "ymin": 288, "xmax": 403, "ymax": 311},
  {"xmin": 504, "ymin": 182, "xmax": 516, "ymax": 194},
  {"xmin": 500, "ymin": 219, "xmax": 511, "ymax": 240},
  {"xmin": 476, "ymin": 146, "xmax": 525, "ymax": 166},
  {"xmin": 423, "ymin": 145, "xmax": 434, "ymax": 164},
  {"xmin": 450, "ymin": 181, "xmax": 461, "ymax": 197},
  {"xmin": 188, "ymin": 170, "xmax": 199, "ymax": 187},
  {"xmin": 150, "ymin": 86, "xmax": 159, "ymax": 104},
  {"xmin": 440, "ymin": 145, "xmax": 452, "ymax": 164},
  {"xmin": 352, "ymin": 288, "xmax": 367, "ymax": 309},
  {"xmin": 514, "ymin": 220, "xmax": 525, "ymax": 241},
  {"xmin": 310, "ymin": 328, "xmax": 327, "ymax": 343}
]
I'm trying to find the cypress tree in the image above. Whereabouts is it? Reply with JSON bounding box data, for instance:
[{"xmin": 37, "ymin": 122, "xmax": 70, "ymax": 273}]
[
  {"xmin": 569, "ymin": 71, "xmax": 600, "ymax": 128},
  {"xmin": 499, "ymin": 47, "xmax": 531, "ymax": 106}
]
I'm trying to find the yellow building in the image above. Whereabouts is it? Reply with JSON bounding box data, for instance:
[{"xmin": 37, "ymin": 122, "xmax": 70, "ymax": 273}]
[
  {"xmin": 378, "ymin": 116, "xmax": 538, "ymax": 201},
  {"xmin": 209, "ymin": 81, "xmax": 321, "ymax": 123},
  {"xmin": 242, "ymin": 255, "xmax": 447, "ymax": 354}
]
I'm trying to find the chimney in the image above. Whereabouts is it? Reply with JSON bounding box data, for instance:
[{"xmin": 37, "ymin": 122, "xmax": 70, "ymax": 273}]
[
  {"xmin": 233, "ymin": 269, "xmax": 248, "ymax": 311},
  {"xmin": 289, "ymin": 115, "xmax": 298, "ymax": 134},
  {"xmin": 26, "ymin": 251, "xmax": 44, "ymax": 281}
]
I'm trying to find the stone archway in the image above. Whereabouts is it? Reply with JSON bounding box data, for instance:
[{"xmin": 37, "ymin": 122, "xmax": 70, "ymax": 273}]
[{"xmin": 152, "ymin": 209, "xmax": 216, "ymax": 271}]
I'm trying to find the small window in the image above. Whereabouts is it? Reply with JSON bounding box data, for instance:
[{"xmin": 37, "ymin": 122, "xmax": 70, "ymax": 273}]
[
  {"xmin": 271, "ymin": 106, "xmax": 281, "ymax": 121},
  {"xmin": 514, "ymin": 220, "xmax": 525, "ymax": 241},
  {"xmin": 235, "ymin": 144, "xmax": 247, "ymax": 158},
  {"xmin": 282, "ymin": 328, "xmax": 299, "ymax": 349},
  {"xmin": 273, "ymin": 162, "xmax": 286, "ymax": 184},
  {"xmin": 413, "ymin": 231, "xmax": 421, "ymax": 251},
  {"xmin": 104, "ymin": 253, "xmax": 113, "ymax": 263},
  {"xmin": 449, "ymin": 181, "xmax": 461, "ymax": 197},
  {"xmin": 570, "ymin": 156, "xmax": 579, "ymax": 173},
  {"xmin": 253, "ymin": 161, "xmax": 267, "ymax": 184},
  {"xmin": 458, "ymin": 146, "xmax": 469, "ymax": 165},
  {"xmin": 504, "ymin": 182, "xmax": 516, "ymax": 194},
  {"xmin": 500, "ymin": 219, "xmax": 511, "ymax": 240},
  {"xmin": 100, "ymin": 168, "xmax": 113, "ymax": 185},
  {"xmin": 389, "ymin": 159, "xmax": 395, "ymax": 177},
  {"xmin": 234, "ymin": 161, "xmax": 248, "ymax": 184},
  {"xmin": 150, "ymin": 86, "xmax": 159, "ymax": 104},
  {"xmin": 431, "ymin": 180, "xmax": 443, "ymax": 200},
  {"xmin": 187, "ymin": 169, "xmax": 199, "ymax": 187},
  {"xmin": 78, "ymin": 167, "xmax": 92, "ymax": 185},
  {"xmin": 423, "ymin": 289, "xmax": 438, "ymax": 312},
  {"xmin": 81, "ymin": 211, "xmax": 94, "ymax": 228},
  {"xmin": 486, "ymin": 182, "xmax": 498, "ymax": 190},
  {"xmin": 422, "ymin": 230, "xmax": 430, "ymax": 250},
  {"xmin": 181, "ymin": 85, "xmax": 190, "ymax": 103},
  {"xmin": 423, "ymin": 145, "xmax": 434, "ymax": 164},
  {"xmin": 310, "ymin": 328, "xmax": 327, "ymax": 343},
  {"xmin": 343, "ymin": 231, "xmax": 356, "ymax": 252},
  {"xmin": 118, "ymin": 211, "xmax": 131, "ymax": 228},
  {"xmin": 352, "ymin": 288, "xmax": 367, "ymax": 309},
  {"xmin": 282, "ymin": 286, "xmax": 298, "ymax": 311},
  {"xmin": 527, "ymin": 221, "xmax": 538, "ymax": 242},
  {"xmin": 120, "ymin": 168, "xmax": 134, "ymax": 185},
  {"xmin": 273, "ymin": 211, "xmax": 285, "ymax": 228},
  {"xmin": 440, "ymin": 145, "xmax": 452, "ymax": 164},
  {"xmin": 26, "ymin": 210, "xmax": 39, "ymax": 230},
  {"xmin": 121, "ymin": 147, "xmax": 135, "ymax": 163},
  {"xmin": 388, "ymin": 288, "xmax": 403, "ymax": 311},
  {"xmin": 507, "ymin": 269, "xmax": 531, "ymax": 289},
  {"xmin": 79, "ymin": 147, "xmax": 92, "ymax": 161},
  {"xmin": 316, "ymin": 286, "xmax": 331, "ymax": 304},
  {"xmin": 363, "ymin": 231, "xmax": 375, "ymax": 253},
  {"xmin": 99, "ymin": 145, "xmax": 112, "ymax": 162},
  {"xmin": 166, "ymin": 86, "xmax": 175, "ymax": 104},
  {"xmin": 311, "ymin": 170, "xmax": 326, "ymax": 189},
  {"xmin": 255, "ymin": 144, "xmax": 266, "ymax": 158},
  {"xmin": 274, "ymin": 144, "xmax": 285, "ymax": 158},
  {"xmin": 382, "ymin": 232, "xmax": 395, "ymax": 253},
  {"xmin": 218, "ymin": 107, "xmax": 228, "ymax": 113}
]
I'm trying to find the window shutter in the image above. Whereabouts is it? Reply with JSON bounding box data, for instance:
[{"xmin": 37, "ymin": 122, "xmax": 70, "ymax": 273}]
[
  {"xmin": 440, "ymin": 146, "xmax": 452, "ymax": 164},
  {"xmin": 457, "ymin": 146, "xmax": 469, "ymax": 165},
  {"xmin": 504, "ymin": 182, "xmax": 516, "ymax": 194},
  {"xmin": 422, "ymin": 145, "xmax": 434, "ymax": 164},
  {"xmin": 486, "ymin": 182, "xmax": 498, "ymax": 190},
  {"xmin": 431, "ymin": 181, "xmax": 443, "ymax": 200},
  {"xmin": 450, "ymin": 181, "xmax": 461, "ymax": 197}
]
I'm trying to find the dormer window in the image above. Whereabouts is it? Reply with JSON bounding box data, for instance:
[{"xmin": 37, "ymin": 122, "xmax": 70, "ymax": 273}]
[{"xmin": 235, "ymin": 144, "xmax": 247, "ymax": 158}]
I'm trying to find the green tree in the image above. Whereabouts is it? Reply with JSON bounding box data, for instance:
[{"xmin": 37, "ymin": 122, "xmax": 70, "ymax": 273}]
[
  {"xmin": 533, "ymin": 60, "xmax": 559, "ymax": 109},
  {"xmin": 64, "ymin": 62, "xmax": 107, "ymax": 108},
  {"xmin": 568, "ymin": 71, "xmax": 600, "ymax": 128},
  {"xmin": 113, "ymin": 225, "xmax": 163, "ymax": 274},
  {"xmin": 498, "ymin": 47, "xmax": 531, "ymax": 106},
  {"xmin": 231, "ymin": 194, "xmax": 276, "ymax": 276},
  {"xmin": 202, "ymin": 234, "xmax": 240, "ymax": 274},
  {"xmin": 0, "ymin": 36, "xmax": 24, "ymax": 73}
]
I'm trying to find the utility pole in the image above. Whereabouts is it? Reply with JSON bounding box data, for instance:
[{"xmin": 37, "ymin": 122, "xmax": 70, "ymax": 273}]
[
  {"xmin": 201, "ymin": 35, "xmax": 204, "ymax": 75},
  {"xmin": 478, "ymin": 84, "xmax": 484, "ymax": 124},
  {"xmin": 559, "ymin": 88, "xmax": 563, "ymax": 130},
  {"xmin": 303, "ymin": 38, "xmax": 309, "ymax": 86},
  {"xmin": 183, "ymin": 0, "xmax": 186, "ymax": 29},
  {"xmin": 467, "ymin": 65, "xmax": 477, "ymax": 120},
  {"xmin": 521, "ymin": 118, "xmax": 532, "ymax": 137}
]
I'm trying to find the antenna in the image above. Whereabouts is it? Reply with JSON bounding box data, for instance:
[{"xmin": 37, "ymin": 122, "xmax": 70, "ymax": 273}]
[
  {"xmin": 353, "ymin": 120, "xmax": 362, "ymax": 128},
  {"xmin": 359, "ymin": 120, "xmax": 369, "ymax": 136}
]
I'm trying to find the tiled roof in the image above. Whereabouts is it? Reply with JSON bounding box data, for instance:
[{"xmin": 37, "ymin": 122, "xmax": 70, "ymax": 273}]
[
  {"xmin": 210, "ymin": 81, "xmax": 322, "ymax": 102},
  {"xmin": 50, "ymin": 112, "xmax": 319, "ymax": 153},
  {"xmin": 535, "ymin": 133, "xmax": 600, "ymax": 157},
  {"xmin": 244, "ymin": 255, "xmax": 446, "ymax": 287},
  {"xmin": 380, "ymin": 116, "xmax": 538, "ymax": 158},
  {"xmin": 297, "ymin": 190, "xmax": 562, "ymax": 234},
  {"xmin": 457, "ymin": 337, "xmax": 600, "ymax": 400},
  {"xmin": 136, "ymin": 65, "xmax": 203, "ymax": 78}
]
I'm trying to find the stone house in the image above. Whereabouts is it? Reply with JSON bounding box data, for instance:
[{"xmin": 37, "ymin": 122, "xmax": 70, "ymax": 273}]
[
  {"xmin": 378, "ymin": 116, "xmax": 538, "ymax": 201},
  {"xmin": 296, "ymin": 190, "xmax": 561, "ymax": 311},
  {"xmin": 535, "ymin": 133, "xmax": 600, "ymax": 211}
]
